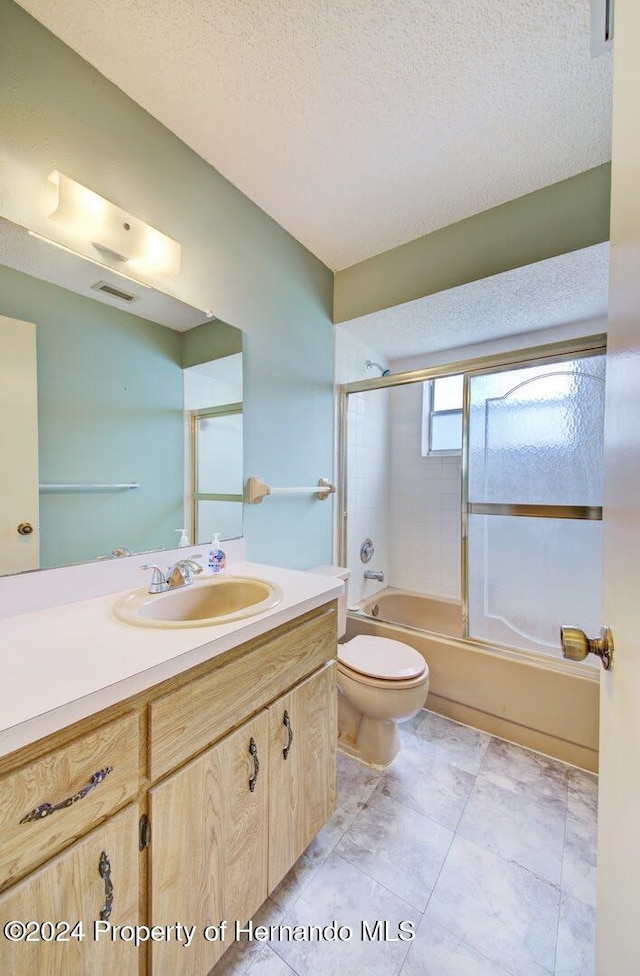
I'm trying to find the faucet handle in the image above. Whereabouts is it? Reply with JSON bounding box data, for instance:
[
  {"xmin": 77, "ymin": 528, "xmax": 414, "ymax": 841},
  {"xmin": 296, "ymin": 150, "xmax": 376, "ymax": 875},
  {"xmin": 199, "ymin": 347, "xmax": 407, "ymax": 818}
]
[
  {"xmin": 182, "ymin": 555, "xmax": 204, "ymax": 575},
  {"xmin": 140, "ymin": 564, "xmax": 168, "ymax": 594},
  {"xmin": 168, "ymin": 556, "xmax": 204, "ymax": 587}
]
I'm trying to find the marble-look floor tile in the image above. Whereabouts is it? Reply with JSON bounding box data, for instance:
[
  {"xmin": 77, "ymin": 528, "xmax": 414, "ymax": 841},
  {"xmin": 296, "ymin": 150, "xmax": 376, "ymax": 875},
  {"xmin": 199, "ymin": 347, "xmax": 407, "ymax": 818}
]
[
  {"xmin": 562, "ymin": 816, "xmax": 597, "ymax": 909},
  {"xmin": 555, "ymin": 891, "xmax": 596, "ymax": 976},
  {"xmin": 336, "ymin": 790, "xmax": 453, "ymax": 910},
  {"xmin": 211, "ymin": 898, "xmax": 284, "ymax": 976},
  {"xmin": 274, "ymin": 852, "xmax": 420, "ymax": 976},
  {"xmin": 458, "ymin": 777, "xmax": 566, "ymax": 884},
  {"xmin": 567, "ymin": 768, "xmax": 598, "ymax": 827},
  {"xmin": 413, "ymin": 711, "xmax": 491, "ymax": 774},
  {"xmin": 399, "ymin": 708, "xmax": 428, "ymax": 741},
  {"xmin": 245, "ymin": 946, "xmax": 298, "ymax": 976},
  {"xmin": 302, "ymin": 752, "xmax": 385, "ymax": 870},
  {"xmin": 377, "ymin": 739, "xmax": 475, "ymax": 831},
  {"xmin": 425, "ymin": 835, "xmax": 559, "ymax": 976},
  {"xmin": 478, "ymin": 738, "xmax": 569, "ymax": 804},
  {"xmin": 270, "ymin": 852, "xmax": 319, "ymax": 914},
  {"xmin": 401, "ymin": 918, "xmax": 513, "ymax": 976}
]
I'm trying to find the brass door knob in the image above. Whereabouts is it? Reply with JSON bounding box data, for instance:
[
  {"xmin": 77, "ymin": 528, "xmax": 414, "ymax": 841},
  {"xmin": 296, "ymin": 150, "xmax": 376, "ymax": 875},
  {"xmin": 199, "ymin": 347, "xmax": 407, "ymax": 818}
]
[
  {"xmin": 17, "ymin": 522, "xmax": 34, "ymax": 536},
  {"xmin": 560, "ymin": 625, "xmax": 614, "ymax": 671}
]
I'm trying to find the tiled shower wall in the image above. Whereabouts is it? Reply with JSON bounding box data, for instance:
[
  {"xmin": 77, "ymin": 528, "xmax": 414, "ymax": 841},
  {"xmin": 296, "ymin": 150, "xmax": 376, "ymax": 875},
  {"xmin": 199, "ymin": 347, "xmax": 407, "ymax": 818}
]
[{"xmin": 389, "ymin": 381, "xmax": 462, "ymax": 601}]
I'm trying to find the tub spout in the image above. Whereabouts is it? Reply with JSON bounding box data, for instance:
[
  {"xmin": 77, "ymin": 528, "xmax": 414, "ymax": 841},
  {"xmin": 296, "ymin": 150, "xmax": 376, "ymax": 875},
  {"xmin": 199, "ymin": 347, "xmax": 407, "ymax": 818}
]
[{"xmin": 364, "ymin": 569, "xmax": 384, "ymax": 582}]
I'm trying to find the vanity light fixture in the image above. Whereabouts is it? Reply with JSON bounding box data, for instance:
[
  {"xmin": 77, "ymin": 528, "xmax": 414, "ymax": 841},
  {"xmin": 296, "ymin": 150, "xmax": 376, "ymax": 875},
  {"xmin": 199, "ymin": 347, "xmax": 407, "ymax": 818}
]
[{"xmin": 45, "ymin": 171, "xmax": 181, "ymax": 277}]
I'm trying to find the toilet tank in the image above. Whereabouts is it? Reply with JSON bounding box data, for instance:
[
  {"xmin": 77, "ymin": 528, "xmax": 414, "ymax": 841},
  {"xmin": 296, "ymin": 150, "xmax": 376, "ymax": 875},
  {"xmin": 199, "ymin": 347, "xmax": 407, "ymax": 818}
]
[{"xmin": 308, "ymin": 565, "xmax": 350, "ymax": 637}]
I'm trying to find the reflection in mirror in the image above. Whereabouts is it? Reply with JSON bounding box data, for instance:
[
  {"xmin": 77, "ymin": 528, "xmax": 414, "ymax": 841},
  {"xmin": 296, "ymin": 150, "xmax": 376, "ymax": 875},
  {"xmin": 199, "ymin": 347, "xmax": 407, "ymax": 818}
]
[
  {"xmin": 184, "ymin": 356, "xmax": 243, "ymax": 545},
  {"xmin": 0, "ymin": 217, "xmax": 243, "ymax": 577}
]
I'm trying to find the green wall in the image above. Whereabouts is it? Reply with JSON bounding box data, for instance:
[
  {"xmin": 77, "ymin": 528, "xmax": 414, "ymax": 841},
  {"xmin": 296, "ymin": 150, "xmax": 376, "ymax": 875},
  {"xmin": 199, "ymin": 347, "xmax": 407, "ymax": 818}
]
[
  {"xmin": 182, "ymin": 320, "xmax": 243, "ymax": 369},
  {"xmin": 334, "ymin": 164, "xmax": 611, "ymax": 322},
  {"xmin": 0, "ymin": 0, "xmax": 334, "ymax": 570},
  {"xmin": 0, "ymin": 264, "xmax": 184, "ymax": 568}
]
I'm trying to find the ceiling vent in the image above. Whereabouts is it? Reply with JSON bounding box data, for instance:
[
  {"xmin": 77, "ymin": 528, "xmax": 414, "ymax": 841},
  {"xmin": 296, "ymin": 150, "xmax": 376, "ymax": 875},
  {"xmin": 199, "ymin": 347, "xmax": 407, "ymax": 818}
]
[
  {"xmin": 91, "ymin": 280, "xmax": 140, "ymax": 304},
  {"xmin": 591, "ymin": 0, "xmax": 614, "ymax": 57}
]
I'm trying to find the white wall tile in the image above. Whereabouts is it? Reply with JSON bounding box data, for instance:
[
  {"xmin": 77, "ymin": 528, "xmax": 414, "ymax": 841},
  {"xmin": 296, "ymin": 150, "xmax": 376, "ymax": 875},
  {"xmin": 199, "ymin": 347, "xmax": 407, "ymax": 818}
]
[{"xmin": 389, "ymin": 383, "xmax": 462, "ymax": 600}]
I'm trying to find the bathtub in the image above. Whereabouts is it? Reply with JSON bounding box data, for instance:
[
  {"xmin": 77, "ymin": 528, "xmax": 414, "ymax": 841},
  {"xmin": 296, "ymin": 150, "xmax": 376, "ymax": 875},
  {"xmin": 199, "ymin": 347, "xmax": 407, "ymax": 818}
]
[
  {"xmin": 346, "ymin": 587, "xmax": 599, "ymax": 772},
  {"xmin": 359, "ymin": 588, "xmax": 463, "ymax": 639}
]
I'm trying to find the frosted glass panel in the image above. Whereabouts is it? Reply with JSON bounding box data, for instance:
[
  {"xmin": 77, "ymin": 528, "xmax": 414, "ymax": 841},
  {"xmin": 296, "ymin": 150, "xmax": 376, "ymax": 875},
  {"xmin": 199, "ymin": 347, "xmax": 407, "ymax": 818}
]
[
  {"xmin": 196, "ymin": 499, "xmax": 243, "ymax": 543},
  {"xmin": 468, "ymin": 356, "xmax": 605, "ymax": 506},
  {"xmin": 196, "ymin": 413, "xmax": 243, "ymax": 496},
  {"xmin": 468, "ymin": 514, "xmax": 602, "ymax": 660}
]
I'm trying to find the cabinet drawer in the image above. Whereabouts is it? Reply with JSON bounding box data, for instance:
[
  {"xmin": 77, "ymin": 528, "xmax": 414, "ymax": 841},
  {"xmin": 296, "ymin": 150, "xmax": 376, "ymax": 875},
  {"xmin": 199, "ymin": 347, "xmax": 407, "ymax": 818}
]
[
  {"xmin": 150, "ymin": 605, "xmax": 336, "ymax": 781},
  {"xmin": 0, "ymin": 712, "xmax": 139, "ymax": 890}
]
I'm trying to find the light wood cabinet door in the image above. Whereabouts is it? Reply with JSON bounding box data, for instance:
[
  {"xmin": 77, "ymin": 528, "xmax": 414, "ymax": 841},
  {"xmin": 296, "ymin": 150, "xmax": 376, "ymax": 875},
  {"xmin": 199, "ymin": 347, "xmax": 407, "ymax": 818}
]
[
  {"xmin": 0, "ymin": 804, "xmax": 140, "ymax": 976},
  {"xmin": 268, "ymin": 662, "xmax": 337, "ymax": 889},
  {"xmin": 149, "ymin": 710, "xmax": 269, "ymax": 976}
]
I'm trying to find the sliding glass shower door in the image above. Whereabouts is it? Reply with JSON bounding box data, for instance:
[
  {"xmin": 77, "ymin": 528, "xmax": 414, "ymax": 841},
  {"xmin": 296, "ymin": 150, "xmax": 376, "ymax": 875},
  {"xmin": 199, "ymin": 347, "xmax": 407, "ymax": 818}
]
[{"xmin": 465, "ymin": 353, "xmax": 606, "ymax": 661}]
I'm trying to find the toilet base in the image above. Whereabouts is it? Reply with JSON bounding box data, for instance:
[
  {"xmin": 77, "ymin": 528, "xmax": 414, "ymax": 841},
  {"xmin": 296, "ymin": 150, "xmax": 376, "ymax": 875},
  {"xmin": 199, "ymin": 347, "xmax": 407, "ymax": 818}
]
[{"xmin": 337, "ymin": 715, "xmax": 401, "ymax": 770}]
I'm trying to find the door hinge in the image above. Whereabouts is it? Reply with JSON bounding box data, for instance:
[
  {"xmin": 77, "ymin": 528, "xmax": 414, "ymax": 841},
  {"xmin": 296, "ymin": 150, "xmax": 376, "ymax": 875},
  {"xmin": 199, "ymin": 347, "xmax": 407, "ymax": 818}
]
[{"xmin": 139, "ymin": 814, "xmax": 151, "ymax": 850}]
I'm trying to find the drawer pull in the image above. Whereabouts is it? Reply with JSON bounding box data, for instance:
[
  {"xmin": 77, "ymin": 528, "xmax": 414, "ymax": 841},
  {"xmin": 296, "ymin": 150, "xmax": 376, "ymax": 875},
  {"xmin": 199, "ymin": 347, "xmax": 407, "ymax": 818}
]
[
  {"xmin": 248, "ymin": 737, "xmax": 260, "ymax": 793},
  {"xmin": 98, "ymin": 850, "xmax": 113, "ymax": 921},
  {"xmin": 283, "ymin": 710, "xmax": 294, "ymax": 760},
  {"xmin": 19, "ymin": 766, "xmax": 114, "ymax": 824}
]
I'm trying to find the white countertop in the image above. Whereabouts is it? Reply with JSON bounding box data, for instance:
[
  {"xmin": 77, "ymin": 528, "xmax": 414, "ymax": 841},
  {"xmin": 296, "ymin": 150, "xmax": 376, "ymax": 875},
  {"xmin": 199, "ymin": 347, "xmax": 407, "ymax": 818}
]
[{"xmin": 0, "ymin": 562, "xmax": 342, "ymax": 758}]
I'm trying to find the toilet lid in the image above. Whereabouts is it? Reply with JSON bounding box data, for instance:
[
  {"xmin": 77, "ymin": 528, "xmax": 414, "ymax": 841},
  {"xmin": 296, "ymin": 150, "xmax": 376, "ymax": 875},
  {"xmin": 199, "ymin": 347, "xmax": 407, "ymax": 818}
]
[{"xmin": 338, "ymin": 635, "xmax": 426, "ymax": 681}]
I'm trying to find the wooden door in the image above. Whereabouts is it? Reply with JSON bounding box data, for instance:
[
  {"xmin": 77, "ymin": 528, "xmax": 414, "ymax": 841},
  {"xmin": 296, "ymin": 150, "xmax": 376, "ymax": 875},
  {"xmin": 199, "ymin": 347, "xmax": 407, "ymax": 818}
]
[
  {"xmin": 268, "ymin": 662, "xmax": 336, "ymax": 890},
  {"xmin": 0, "ymin": 314, "xmax": 39, "ymax": 574},
  {"xmin": 0, "ymin": 804, "xmax": 139, "ymax": 976},
  {"xmin": 597, "ymin": 0, "xmax": 640, "ymax": 970},
  {"xmin": 149, "ymin": 710, "xmax": 269, "ymax": 976}
]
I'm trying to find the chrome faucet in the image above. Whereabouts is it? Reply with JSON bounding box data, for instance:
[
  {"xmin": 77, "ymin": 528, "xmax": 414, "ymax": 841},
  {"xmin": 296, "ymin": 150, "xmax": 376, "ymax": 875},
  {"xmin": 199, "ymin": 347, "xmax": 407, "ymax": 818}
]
[
  {"xmin": 141, "ymin": 557, "xmax": 203, "ymax": 593},
  {"xmin": 166, "ymin": 558, "xmax": 204, "ymax": 589},
  {"xmin": 364, "ymin": 569, "xmax": 384, "ymax": 582}
]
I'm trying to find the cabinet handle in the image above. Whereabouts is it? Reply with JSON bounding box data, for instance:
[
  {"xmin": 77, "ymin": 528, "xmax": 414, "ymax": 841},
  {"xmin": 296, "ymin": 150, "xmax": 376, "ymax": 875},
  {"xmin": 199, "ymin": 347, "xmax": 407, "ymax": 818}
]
[
  {"xmin": 98, "ymin": 850, "xmax": 113, "ymax": 921},
  {"xmin": 283, "ymin": 710, "xmax": 294, "ymax": 760},
  {"xmin": 19, "ymin": 766, "xmax": 114, "ymax": 824},
  {"xmin": 248, "ymin": 737, "xmax": 260, "ymax": 792}
]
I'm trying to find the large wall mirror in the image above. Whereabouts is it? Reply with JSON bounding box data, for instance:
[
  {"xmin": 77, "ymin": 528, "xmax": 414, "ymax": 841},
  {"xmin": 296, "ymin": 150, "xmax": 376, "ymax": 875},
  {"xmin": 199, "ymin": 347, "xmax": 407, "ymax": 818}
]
[{"xmin": 0, "ymin": 217, "xmax": 243, "ymax": 577}]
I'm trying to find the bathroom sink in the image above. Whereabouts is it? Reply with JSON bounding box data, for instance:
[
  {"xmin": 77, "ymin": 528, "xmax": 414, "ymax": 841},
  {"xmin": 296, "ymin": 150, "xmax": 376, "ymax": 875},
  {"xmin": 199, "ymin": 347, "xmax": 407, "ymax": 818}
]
[{"xmin": 114, "ymin": 576, "xmax": 283, "ymax": 628}]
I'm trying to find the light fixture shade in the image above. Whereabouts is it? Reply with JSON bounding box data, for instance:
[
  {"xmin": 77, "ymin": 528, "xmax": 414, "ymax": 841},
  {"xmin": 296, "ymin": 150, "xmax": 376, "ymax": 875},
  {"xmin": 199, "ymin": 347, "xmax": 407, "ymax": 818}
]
[{"xmin": 47, "ymin": 171, "xmax": 181, "ymax": 277}]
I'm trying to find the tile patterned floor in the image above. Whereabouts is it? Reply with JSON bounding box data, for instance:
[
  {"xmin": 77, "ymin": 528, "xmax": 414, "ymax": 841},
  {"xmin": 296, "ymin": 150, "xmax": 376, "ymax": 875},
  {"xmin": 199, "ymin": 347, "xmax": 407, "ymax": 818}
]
[{"xmin": 212, "ymin": 710, "xmax": 597, "ymax": 976}]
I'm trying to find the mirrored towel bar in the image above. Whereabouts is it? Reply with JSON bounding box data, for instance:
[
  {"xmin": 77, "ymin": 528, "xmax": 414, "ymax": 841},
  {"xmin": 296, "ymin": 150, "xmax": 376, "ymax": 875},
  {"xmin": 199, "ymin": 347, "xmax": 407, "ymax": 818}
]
[
  {"xmin": 39, "ymin": 482, "xmax": 140, "ymax": 492},
  {"xmin": 246, "ymin": 476, "xmax": 335, "ymax": 504}
]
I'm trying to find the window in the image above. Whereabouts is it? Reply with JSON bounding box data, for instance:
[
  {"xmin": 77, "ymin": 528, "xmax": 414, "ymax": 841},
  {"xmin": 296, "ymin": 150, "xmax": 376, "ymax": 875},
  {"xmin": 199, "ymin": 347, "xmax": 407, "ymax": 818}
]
[{"xmin": 421, "ymin": 374, "xmax": 464, "ymax": 455}]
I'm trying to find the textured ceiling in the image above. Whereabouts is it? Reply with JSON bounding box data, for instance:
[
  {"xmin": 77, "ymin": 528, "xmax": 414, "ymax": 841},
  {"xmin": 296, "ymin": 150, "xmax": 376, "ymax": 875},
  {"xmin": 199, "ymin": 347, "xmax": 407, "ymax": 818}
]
[
  {"xmin": 16, "ymin": 0, "xmax": 612, "ymax": 271},
  {"xmin": 341, "ymin": 244, "xmax": 609, "ymax": 361}
]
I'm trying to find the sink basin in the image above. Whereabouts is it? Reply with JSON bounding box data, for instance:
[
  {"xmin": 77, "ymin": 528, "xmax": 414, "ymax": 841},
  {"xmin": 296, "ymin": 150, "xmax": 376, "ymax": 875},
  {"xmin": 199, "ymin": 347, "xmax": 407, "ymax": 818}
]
[{"xmin": 114, "ymin": 575, "xmax": 283, "ymax": 628}]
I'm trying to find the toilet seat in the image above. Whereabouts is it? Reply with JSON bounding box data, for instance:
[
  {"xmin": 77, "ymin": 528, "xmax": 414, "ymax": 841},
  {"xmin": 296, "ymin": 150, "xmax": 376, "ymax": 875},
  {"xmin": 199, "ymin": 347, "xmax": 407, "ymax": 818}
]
[{"xmin": 339, "ymin": 635, "xmax": 427, "ymax": 681}]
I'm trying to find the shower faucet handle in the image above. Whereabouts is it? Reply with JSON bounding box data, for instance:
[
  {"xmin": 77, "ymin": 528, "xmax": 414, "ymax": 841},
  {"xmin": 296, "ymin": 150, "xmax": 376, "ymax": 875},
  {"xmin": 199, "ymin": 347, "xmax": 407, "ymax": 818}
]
[{"xmin": 360, "ymin": 538, "xmax": 375, "ymax": 563}]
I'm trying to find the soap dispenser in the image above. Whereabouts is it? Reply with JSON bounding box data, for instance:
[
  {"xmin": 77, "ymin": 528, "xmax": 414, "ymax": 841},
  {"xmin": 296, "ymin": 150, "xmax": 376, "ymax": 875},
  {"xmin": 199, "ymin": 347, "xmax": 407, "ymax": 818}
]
[
  {"xmin": 175, "ymin": 528, "xmax": 190, "ymax": 547},
  {"xmin": 208, "ymin": 532, "xmax": 226, "ymax": 574}
]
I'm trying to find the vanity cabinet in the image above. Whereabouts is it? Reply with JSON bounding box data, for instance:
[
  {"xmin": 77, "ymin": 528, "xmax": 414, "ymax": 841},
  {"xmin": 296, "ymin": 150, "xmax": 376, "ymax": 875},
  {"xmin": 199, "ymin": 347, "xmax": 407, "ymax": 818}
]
[
  {"xmin": 268, "ymin": 663, "xmax": 337, "ymax": 889},
  {"xmin": 0, "ymin": 803, "xmax": 140, "ymax": 976},
  {"xmin": 149, "ymin": 662, "xmax": 337, "ymax": 976},
  {"xmin": 0, "ymin": 601, "xmax": 337, "ymax": 976},
  {"xmin": 0, "ymin": 712, "xmax": 139, "ymax": 890},
  {"xmin": 149, "ymin": 710, "xmax": 270, "ymax": 976}
]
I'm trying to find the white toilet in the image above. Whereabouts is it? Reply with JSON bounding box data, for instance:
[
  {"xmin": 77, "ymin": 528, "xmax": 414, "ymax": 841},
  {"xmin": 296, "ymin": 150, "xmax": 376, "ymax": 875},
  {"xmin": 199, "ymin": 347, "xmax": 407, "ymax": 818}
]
[{"xmin": 310, "ymin": 566, "xmax": 430, "ymax": 769}]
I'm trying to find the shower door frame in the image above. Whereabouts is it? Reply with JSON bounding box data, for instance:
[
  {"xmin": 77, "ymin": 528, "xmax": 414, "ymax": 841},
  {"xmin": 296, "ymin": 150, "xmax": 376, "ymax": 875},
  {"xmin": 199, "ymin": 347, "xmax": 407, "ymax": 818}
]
[{"xmin": 338, "ymin": 331, "xmax": 607, "ymax": 672}]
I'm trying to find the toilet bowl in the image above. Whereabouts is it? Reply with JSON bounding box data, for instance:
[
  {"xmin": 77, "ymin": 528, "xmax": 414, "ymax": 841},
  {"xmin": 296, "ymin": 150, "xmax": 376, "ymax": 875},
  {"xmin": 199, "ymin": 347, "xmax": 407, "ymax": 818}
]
[
  {"xmin": 337, "ymin": 634, "xmax": 429, "ymax": 767},
  {"xmin": 309, "ymin": 567, "xmax": 430, "ymax": 769}
]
